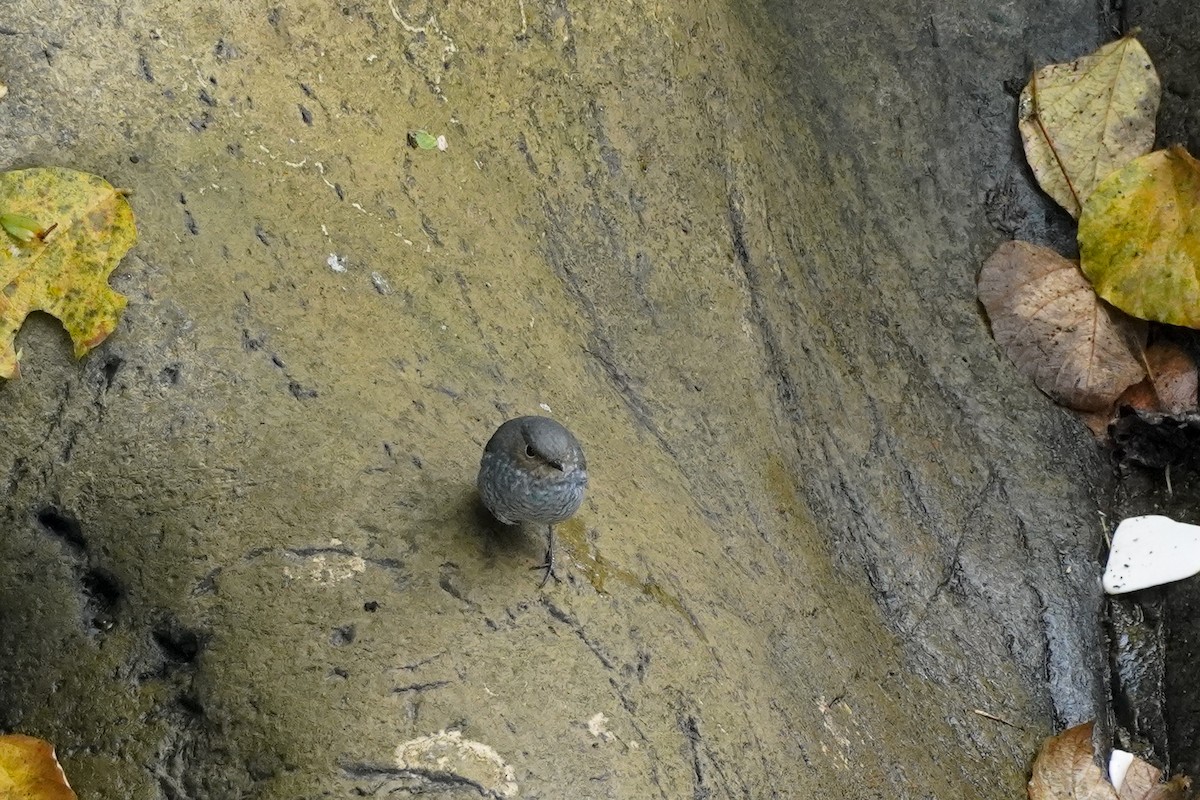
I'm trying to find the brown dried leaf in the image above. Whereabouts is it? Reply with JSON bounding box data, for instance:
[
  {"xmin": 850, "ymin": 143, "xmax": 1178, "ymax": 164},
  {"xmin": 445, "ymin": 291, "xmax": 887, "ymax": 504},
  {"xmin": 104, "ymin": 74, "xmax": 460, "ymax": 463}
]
[
  {"xmin": 979, "ymin": 241, "xmax": 1147, "ymax": 411},
  {"xmin": 1028, "ymin": 722, "xmax": 1119, "ymax": 800},
  {"xmin": 1116, "ymin": 378, "xmax": 1160, "ymax": 414},
  {"xmin": 1117, "ymin": 755, "xmax": 1191, "ymax": 800},
  {"xmin": 1144, "ymin": 341, "xmax": 1198, "ymax": 413},
  {"xmin": 1079, "ymin": 341, "xmax": 1199, "ymax": 437}
]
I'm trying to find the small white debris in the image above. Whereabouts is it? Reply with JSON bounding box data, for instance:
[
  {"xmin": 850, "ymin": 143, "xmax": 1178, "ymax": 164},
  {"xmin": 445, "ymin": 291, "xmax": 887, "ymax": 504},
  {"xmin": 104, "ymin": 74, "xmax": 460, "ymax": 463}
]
[
  {"xmin": 587, "ymin": 713, "xmax": 614, "ymax": 742},
  {"xmin": 395, "ymin": 730, "xmax": 517, "ymax": 799},
  {"xmin": 306, "ymin": 554, "xmax": 366, "ymax": 584},
  {"xmin": 371, "ymin": 271, "xmax": 392, "ymax": 295},
  {"xmin": 538, "ymin": 403, "xmax": 552, "ymax": 413},
  {"xmin": 1103, "ymin": 515, "xmax": 1200, "ymax": 594},
  {"xmin": 436, "ymin": 134, "xmax": 448, "ymax": 151},
  {"xmin": 327, "ymin": 253, "xmax": 347, "ymax": 273},
  {"xmin": 1109, "ymin": 749, "xmax": 1135, "ymax": 790}
]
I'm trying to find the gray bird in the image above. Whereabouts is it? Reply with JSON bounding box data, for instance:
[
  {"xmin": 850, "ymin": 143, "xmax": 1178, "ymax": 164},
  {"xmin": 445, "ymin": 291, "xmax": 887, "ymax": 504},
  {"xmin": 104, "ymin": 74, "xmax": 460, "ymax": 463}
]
[{"xmin": 477, "ymin": 415, "xmax": 588, "ymax": 586}]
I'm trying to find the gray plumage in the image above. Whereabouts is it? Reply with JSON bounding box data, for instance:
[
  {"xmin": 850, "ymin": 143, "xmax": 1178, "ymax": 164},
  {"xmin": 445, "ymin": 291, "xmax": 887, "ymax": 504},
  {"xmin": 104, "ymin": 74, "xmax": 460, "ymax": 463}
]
[
  {"xmin": 477, "ymin": 416, "xmax": 587, "ymax": 585},
  {"xmin": 478, "ymin": 416, "xmax": 587, "ymax": 524}
]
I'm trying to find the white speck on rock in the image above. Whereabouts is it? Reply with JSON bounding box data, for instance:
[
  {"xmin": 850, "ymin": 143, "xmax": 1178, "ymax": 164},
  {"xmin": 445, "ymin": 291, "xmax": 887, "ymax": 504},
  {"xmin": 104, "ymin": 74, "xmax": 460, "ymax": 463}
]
[
  {"xmin": 306, "ymin": 554, "xmax": 366, "ymax": 584},
  {"xmin": 394, "ymin": 730, "xmax": 517, "ymax": 799},
  {"xmin": 327, "ymin": 253, "xmax": 347, "ymax": 273},
  {"xmin": 371, "ymin": 271, "xmax": 392, "ymax": 295},
  {"xmin": 587, "ymin": 712, "xmax": 614, "ymax": 742}
]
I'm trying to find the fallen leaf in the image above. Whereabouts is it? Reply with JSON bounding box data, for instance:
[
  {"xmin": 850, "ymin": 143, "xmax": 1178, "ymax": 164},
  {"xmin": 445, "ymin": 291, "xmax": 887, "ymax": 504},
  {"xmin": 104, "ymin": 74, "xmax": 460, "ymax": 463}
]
[
  {"xmin": 1078, "ymin": 147, "xmax": 1200, "ymax": 328},
  {"xmin": 1114, "ymin": 378, "xmax": 1161, "ymax": 415},
  {"xmin": 1142, "ymin": 341, "xmax": 1198, "ymax": 413},
  {"xmin": 978, "ymin": 240, "xmax": 1146, "ymax": 411},
  {"xmin": 0, "ymin": 734, "xmax": 77, "ymax": 800},
  {"xmin": 1118, "ymin": 755, "xmax": 1192, "ymax": 800},
  {"xmin": 1142, "ymin": 782, "xmax": 1192, "ymax": 800},
  {"xmin": 1083, "ymin": 340, "xmax": 1199, "ymax": 437},
  {"xmin": 1029, "ymin": 722, "xmax": 1119, "ymax": 800},
  {"xmin": 1019, "ymin": 36, "xmax": 1160, "ymax": 218},
  {"xmin": 0, "ymin": 167, "xmax": 136, "ymax": 379}
]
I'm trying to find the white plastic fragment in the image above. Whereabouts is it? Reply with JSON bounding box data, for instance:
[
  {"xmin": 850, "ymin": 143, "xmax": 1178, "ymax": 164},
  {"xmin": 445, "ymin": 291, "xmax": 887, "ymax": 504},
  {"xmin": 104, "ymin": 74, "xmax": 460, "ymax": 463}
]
[
  {"xmin": 1103, "ymin": 514, "xmax": 1200, "ymax": 594},
  {"xmin": 327, "ymin": 253, "xmax": 347, "ymax": 273},
  {"xmin": 1109, "ymin": 748, "xmax": 1135, "ymax": 791}
]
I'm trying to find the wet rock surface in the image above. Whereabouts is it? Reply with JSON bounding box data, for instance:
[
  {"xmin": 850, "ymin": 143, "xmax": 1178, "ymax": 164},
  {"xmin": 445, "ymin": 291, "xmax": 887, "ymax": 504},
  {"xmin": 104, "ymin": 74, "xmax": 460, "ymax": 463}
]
[{"xmin": 0, "ymin": 0, "xmax": 1195, "ymax": 797}]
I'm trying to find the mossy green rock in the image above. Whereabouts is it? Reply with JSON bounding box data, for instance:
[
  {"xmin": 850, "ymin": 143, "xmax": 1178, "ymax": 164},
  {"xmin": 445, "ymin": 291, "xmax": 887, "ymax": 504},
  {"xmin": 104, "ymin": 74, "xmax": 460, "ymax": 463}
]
[{"xmin": 0, "ymin": 0, "xmax": 1134, "ymax": 797}]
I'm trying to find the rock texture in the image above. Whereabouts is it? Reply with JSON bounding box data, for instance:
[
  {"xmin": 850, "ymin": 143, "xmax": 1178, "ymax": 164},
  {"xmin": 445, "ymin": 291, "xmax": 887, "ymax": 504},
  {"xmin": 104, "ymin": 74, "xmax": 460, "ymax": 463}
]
[{"xmin": 0, "ymin": 0, "xmax": 1188, "ymax": 797}]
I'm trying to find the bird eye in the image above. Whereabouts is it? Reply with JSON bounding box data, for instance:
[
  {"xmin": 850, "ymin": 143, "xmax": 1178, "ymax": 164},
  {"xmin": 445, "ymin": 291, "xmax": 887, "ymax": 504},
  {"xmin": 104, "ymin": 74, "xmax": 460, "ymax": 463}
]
[{"xmin": 525, "ymin": 444, "xmax": 535, "ymax": 458}]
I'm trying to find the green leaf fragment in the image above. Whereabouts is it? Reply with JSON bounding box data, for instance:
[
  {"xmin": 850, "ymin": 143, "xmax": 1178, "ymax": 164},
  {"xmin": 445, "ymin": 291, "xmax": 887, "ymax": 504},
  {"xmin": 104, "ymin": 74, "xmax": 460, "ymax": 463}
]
[
  {"xmin": 1, "ymin": 212, "xmax": 47, "ymax": 242},
  {"xmin": 408, "ymin": 130, "xmax": 439, "ymax": 150}
]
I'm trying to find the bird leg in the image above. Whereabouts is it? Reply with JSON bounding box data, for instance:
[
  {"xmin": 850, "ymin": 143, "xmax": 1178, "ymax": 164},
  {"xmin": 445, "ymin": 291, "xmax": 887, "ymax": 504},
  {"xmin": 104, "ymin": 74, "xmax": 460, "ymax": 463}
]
[{"xmin": 532, "ymin": 524, "xmax": 562, "ymax": 587}]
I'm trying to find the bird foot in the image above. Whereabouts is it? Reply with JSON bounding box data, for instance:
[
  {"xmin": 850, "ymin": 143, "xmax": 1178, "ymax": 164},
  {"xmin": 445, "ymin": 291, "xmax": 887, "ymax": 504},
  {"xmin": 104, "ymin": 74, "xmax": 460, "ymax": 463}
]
[
  {"xmin": 531, "ymin": 558, "xmax": 561, "ymax": 588},
  {"xmin": 531, "ymin": 545, "xmax": 562, "ymax": 588}
]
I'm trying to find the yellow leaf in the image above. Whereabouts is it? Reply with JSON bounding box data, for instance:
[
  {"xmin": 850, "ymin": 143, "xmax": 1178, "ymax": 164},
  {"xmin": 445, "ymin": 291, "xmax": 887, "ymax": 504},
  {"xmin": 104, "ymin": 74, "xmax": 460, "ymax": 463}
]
[
  {"xmin": 0, "ymin": 167, "xmax": 136, "ymax": 379},
  {"xmin": 1018, "ymin": 36, "xmax": 1160, "ymax": 218},
  {"xmin": 978, "ymin": 241, "xmax": 1146, "ymax": 412},
  {"xmin": 0, "ymin": 734, "xmax": 77, "ymax": 800},
  {"xmin": 1078, "ymin": 147, "xmax": 1200, "ymax": 328}
]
